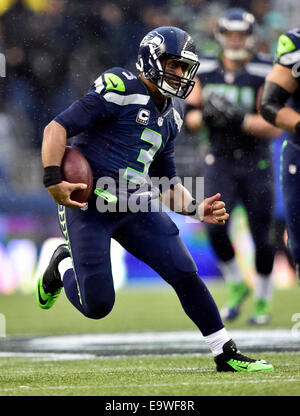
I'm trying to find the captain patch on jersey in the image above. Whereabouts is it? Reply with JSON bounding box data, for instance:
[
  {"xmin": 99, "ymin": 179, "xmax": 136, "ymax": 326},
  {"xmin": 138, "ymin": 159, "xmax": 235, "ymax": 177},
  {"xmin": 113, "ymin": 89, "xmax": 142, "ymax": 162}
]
[{"xmin": 136, "ymin": 108, "xmax": 150, "ymax": 125}]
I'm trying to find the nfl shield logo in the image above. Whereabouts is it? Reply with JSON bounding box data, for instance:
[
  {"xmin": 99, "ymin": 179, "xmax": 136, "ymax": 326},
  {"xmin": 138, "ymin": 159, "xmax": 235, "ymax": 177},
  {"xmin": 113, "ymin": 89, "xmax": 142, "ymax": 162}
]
[{"xmin": 157, "ymin": 117, "xmax": 163, "ymax": 127}]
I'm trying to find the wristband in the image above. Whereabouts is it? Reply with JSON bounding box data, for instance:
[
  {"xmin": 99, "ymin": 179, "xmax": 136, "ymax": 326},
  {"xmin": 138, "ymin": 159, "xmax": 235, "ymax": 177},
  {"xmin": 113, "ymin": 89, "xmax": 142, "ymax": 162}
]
[
  {"xmin": 187, "ymin": 199, "xmax": 204, "ymax": 222},
  {"xmin": 43, "ymin": 166, "xmax": 62, "ymax": 188},
  {"xmin": 295, "ymin": 121, "xmax": 300, "ymax": 136}
]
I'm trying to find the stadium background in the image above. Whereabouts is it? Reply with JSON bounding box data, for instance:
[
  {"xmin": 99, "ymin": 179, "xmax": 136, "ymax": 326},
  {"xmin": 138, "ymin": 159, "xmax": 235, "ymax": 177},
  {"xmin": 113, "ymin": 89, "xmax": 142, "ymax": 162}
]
[{"xmin": 0, "ymin": 0, "xmax": 297, "ymax": 294}]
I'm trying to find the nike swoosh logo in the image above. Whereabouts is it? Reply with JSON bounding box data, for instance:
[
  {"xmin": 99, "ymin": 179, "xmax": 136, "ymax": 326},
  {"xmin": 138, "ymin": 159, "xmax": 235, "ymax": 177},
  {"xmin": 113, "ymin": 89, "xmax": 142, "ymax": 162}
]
[
  {"xmin": 108, "ymin": 77, "xmax": 118, "ymax": 88},
  {"xmin": 37, "ymin": 282, "xmax": 48, "ymax": 306},
  {"xmin": 235, "ymin": 364, "xmax": 249, "ymax": 369}
]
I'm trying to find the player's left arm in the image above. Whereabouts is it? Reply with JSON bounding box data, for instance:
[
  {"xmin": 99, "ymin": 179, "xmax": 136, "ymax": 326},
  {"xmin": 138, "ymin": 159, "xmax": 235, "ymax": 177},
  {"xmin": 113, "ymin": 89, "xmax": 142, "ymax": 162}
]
[
  {"xmin": 152, "ymin": 134, "xmax": 229, "ymax": 225},
  {"xmin": 160, "ymin": 184, "xmax": 229, "ymax": 225},
  {"xmin": 241, "ymin": 85, "xmax": 283, "ymax": 138}
]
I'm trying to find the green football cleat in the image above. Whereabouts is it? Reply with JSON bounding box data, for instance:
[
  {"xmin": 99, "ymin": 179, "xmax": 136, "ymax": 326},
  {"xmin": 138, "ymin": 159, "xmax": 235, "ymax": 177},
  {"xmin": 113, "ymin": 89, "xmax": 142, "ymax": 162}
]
[
  {"xmin": 35, "ymin": 244, "xmax": 70, "ymax": 310},
  {"xmin": 215, "ymin": 339, "xmax": 274, "ymax": 372},
  {"xmin": 248, "ymin": 298, "xmax": 271, "ymax": 325},
  {"xmin": 221, "ymin": 281, "xmax": 250, "ymax": 321}
]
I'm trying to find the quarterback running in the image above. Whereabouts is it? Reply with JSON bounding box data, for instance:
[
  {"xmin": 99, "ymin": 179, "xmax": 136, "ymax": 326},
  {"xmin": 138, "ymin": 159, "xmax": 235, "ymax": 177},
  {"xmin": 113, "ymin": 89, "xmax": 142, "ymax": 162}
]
[{"xmin": 37, "ymin": 26, "xmax": 273, "ymax": 372}]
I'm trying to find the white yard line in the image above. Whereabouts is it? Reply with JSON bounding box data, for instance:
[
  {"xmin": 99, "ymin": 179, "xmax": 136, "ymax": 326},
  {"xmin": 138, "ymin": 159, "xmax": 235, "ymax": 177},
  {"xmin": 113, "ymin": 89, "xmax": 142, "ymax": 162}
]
[
  {"xmin": 27, "ymin": 328, "xmax": 300, "ymax": 348},
  {"xmin": 0, "ymin": 329, "xmax": 299, "ymax": 360},
  {"xmin": 0, "ymin": 352, "xmax": 97, "ymax": 360}
]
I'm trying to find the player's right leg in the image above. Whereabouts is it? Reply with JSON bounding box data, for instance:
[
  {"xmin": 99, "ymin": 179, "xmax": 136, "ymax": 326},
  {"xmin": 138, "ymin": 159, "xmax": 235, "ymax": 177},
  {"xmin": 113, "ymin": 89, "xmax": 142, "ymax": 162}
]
[
  {"xmin": 36, "ymin": 201, "xmax": 116, "ymax": 319},
  {"xmin": 59, "ymin": 203, "xmax": 117, "ymax": 319},
  {"xmin": 203, "ymin": 156, "xmax": 249, "ymax": 321},
  {"xmin": 36, "ymin": 244, "xmax": 70, "ymax": 309}
]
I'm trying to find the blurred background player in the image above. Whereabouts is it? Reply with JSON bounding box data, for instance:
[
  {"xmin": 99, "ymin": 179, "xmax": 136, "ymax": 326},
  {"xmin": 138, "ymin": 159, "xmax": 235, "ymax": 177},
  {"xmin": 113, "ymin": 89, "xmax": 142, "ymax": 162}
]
[
  {"xmin": 185, "ymin": 8, "xmax": 282, "ymax": 324},
  {"xmin": 37, "ymin": 26, "xmax": 273, "ymax": 372},
  {"xmin": 261, "ymin": 28, "xmax": 300, "ymax": 281}
]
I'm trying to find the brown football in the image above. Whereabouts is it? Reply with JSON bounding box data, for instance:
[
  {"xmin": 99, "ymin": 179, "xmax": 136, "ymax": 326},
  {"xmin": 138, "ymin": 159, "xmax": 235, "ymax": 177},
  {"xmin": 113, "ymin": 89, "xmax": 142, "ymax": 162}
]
[{"xmin": 61, "ymin": 147, "xmax": 93, "ymax": 203}]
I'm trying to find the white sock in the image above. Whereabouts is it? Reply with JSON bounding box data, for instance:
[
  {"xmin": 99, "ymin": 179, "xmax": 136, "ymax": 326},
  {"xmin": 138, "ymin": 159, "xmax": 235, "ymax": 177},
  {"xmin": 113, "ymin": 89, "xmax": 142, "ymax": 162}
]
[
  {"xmin": 219, "ymin": 258, "xmax": 243, "ymax": 284},
  {"xmin": 203, "ymin": 327, "xmax": 231, "ymax": 357},
  {"xmin": 254, "ymin": 273, "xmax": 273, "ymax": 301},
  {"xmin": 58, "ymin": 257, "xmax": 73, "ymax": 282}
]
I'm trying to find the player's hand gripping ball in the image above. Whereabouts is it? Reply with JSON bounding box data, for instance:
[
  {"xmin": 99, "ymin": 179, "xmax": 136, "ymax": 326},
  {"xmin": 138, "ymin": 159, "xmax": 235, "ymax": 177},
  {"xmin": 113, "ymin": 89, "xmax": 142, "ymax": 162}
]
[{"xmin": 61, "ymin": 147, "xmax": 93, "ymax": 203}]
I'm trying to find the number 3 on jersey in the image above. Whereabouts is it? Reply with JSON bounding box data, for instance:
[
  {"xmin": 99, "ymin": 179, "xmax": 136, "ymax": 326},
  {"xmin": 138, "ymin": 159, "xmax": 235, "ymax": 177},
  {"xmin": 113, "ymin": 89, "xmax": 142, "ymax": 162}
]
[{"xmin": 123, "ymin": 128, "xmax": 162, "ymax": 185}]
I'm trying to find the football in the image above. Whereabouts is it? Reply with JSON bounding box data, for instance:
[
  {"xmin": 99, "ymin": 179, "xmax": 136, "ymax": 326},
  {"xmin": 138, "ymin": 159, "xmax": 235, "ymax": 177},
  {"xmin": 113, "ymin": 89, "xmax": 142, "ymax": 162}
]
[{"xmin": 61, "ymin": 146, "xmax": 93, "ymax": 203}]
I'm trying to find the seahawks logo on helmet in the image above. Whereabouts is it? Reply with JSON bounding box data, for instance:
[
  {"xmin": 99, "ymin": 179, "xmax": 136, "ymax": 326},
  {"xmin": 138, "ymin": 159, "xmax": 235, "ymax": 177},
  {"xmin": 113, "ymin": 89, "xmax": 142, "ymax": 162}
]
[{"xmin": 140, "ymin": 32, "xmax": 164, "ymax": 48}]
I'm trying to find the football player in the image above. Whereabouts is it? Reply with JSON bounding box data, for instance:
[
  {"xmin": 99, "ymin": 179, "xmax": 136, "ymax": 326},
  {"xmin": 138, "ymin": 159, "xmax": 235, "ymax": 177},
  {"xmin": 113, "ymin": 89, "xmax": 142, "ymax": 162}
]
[
  {"xmin": 185, "ymin": 8, "xmax": 282, "ymax": 324},
  {"xmin": 37, "ymin": 26, "xmax": 273, "ymax": 372},
  {"xmin": 260, "ymin": 28, "xmax": 300, "ymax": 281}
]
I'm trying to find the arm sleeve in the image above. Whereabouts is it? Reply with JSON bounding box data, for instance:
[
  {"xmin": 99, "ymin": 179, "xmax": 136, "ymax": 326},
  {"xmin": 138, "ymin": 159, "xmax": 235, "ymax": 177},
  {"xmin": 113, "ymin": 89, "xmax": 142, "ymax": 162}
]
[{"xmin": 54, "ymin": 92, "xmax": 116, "ymax": 138}]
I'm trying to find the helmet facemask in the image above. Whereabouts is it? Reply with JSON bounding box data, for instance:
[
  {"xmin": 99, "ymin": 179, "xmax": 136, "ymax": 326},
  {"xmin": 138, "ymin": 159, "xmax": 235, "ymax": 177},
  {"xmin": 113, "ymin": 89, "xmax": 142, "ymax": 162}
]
[{"xmin": 151, "ymin": 54, "xmax": 199, "ymax": 99}]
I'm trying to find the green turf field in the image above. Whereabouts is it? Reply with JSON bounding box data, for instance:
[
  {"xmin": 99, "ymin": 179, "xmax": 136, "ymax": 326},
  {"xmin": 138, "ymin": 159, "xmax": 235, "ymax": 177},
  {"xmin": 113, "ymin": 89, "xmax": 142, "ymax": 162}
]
[
  {"xmin": 0, "ymin": 352, "xmax": 299, "ymax": 396},
  {"xmin": 1, "ymin": 282, "xmax": 300, "ymax": 335},
  {"xmin": 0, "ymin": 282, "xmax": 300, "ymax": 396}
]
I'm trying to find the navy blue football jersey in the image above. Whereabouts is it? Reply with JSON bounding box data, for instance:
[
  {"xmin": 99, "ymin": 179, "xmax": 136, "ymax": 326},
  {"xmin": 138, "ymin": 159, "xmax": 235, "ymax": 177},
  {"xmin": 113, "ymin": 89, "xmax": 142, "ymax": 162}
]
[
  {"xmin": 275, "ymin": 28, "xmax": 300, "ymax": 145},
  {"xmin": 54, "ymin": 67, "xmax": 183, "ymax": 200},
  {"xmin": 196, "ymin": 53, "xmax": 273, "ymax": 156}
]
